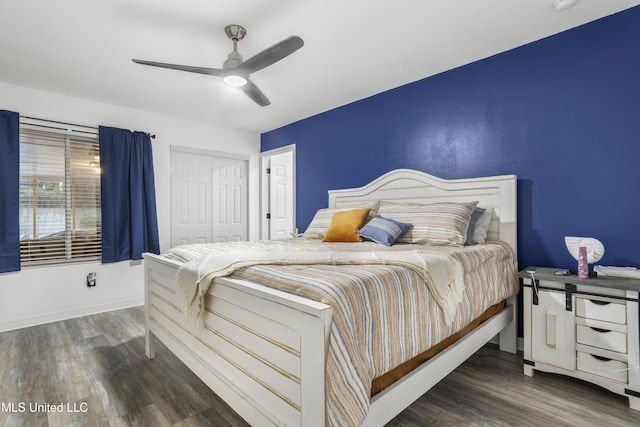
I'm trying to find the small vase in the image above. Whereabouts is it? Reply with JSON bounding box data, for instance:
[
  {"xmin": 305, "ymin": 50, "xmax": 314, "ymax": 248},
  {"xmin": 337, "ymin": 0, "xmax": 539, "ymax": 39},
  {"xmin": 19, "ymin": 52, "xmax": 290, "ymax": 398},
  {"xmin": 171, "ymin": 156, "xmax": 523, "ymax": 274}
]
[{"xmin": 578, "ymin": 246, "xmax": 588, "ymax": 279}]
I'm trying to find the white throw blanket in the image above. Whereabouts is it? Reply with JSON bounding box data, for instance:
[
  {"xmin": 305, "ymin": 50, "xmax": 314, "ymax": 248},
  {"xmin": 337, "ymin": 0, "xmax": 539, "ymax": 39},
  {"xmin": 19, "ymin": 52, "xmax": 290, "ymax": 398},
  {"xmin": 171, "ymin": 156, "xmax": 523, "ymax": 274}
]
[{"xmin": 176, "ymin": 243, "xmax": 464, "ymax": 327}]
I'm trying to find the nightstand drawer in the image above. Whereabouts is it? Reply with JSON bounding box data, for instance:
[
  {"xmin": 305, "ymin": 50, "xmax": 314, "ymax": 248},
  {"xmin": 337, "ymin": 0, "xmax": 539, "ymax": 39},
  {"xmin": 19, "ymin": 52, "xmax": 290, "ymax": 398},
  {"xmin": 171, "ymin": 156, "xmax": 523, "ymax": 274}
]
[
  {"xmin": 577, "ymin": 351, "xmax": 628, "ymax": 384},
  {"xmin": 576, "ymin": 297, "xmax": 626, "ymax": 325},
  {"xmin": 576, "ymin": 324, "xmax": 627, "ymax": 354}
]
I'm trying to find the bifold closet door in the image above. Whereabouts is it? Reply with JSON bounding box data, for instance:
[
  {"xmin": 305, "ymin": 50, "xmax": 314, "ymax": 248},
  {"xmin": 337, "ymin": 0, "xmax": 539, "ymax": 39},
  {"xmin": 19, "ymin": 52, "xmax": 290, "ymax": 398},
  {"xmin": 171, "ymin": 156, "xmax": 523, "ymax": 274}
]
[
  {"xmin": 171, "ymin": 151, "xmax": 248, "ymax": 247},
  {"xmin": 171, "ymin": 151, "xmax": 213, "ymax": 246}
]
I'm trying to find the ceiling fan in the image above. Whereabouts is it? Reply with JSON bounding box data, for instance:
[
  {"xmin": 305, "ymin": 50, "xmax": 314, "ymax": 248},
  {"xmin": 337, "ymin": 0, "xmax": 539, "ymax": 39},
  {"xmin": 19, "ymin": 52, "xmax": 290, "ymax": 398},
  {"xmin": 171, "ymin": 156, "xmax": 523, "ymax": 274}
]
[{"xmin": 132, "ymin": 25, "xmax": 304, "ymax": 106}]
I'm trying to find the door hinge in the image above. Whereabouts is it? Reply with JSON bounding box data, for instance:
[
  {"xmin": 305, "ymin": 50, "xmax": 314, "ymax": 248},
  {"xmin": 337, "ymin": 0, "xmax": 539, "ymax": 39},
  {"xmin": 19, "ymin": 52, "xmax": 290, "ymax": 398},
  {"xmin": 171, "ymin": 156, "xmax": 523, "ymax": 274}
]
[
  {"xmin": 531, "ymin": 279, "xmax": 539, "ymax": 305},
  {"xmin": 266, "ymin": 167, "xmax": 271, "ymax": 174},
  {"xmin": 266, "ymin": 213, "xmax": 271, "ymax": 219},
  {"xmin": 565, "ymin": 283, "xmax": 576, "ymax": 311},
  {"xmin": 625, "ymin": 388, "xmax": 640, "ymax": 398}
]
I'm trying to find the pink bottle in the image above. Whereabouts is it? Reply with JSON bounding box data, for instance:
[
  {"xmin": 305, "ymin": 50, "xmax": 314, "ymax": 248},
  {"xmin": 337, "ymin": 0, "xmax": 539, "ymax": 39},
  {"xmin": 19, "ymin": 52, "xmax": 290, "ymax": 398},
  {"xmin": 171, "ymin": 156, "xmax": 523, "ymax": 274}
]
[{"xmin": 578, "ymin": 246, "xmax": 588, "ymax": 279}]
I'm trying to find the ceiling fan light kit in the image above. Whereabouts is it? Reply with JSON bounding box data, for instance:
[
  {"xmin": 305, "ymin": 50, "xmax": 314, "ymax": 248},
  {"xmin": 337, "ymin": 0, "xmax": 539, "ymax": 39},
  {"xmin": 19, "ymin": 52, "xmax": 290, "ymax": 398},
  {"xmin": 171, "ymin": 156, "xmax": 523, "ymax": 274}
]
[
  {"xmin": 223, "ymin": 74, "xmax": 248, "ymax": 87},
  {"xmin": 132, "ymin": 24, "xmax": 303, "ymax": 106}
]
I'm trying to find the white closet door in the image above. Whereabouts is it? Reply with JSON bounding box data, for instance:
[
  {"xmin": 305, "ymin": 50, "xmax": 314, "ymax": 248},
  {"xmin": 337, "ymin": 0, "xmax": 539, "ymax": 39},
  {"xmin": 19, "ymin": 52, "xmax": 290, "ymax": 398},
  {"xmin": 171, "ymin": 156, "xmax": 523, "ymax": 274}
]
[
  {"xmin": 212, "ymin": 156, "xmax": 248, "ymax": 242},
  {"xmin": 269, "ymin": 151, "xmax": 294, "ymax": 239},
  {"xmin": 170, "ymin": 151, "xmax": 212, "ymax": 246}
]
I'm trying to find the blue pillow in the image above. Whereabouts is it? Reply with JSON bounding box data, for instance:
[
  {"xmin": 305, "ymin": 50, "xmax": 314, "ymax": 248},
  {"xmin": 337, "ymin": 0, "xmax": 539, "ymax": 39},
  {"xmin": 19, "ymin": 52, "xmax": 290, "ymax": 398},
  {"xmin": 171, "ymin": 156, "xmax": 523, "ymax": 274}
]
[{"xmin": 358, "ymin": 215, "xmax": 413, "ymax": 246}]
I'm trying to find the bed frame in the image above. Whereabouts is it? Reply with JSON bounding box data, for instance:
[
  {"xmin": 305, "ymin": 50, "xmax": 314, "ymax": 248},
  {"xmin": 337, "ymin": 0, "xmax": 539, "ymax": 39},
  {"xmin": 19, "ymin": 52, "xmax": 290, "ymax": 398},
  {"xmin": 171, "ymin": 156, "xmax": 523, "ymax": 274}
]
[{"xmin": 143, "ymin": 168, "xmax": 518, "ymax": 426}]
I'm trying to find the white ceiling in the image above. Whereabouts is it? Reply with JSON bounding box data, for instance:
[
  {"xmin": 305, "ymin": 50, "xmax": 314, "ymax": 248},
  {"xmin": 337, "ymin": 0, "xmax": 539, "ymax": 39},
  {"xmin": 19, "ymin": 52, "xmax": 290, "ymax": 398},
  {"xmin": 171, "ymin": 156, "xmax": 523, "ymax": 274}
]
[{"xmin": 1, "ymin": 0, "xmax": 638, "ymax": 134}]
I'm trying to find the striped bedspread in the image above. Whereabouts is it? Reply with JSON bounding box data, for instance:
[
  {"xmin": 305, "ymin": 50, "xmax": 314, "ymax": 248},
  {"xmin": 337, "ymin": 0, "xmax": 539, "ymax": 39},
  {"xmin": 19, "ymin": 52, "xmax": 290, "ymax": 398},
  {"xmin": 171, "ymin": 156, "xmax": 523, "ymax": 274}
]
[
  {"xmin": 166, "ymin": 239, "xmax": 517, "ymax": 427},
  {"xmin": 173, "ymin": 240, "xmax": 466, "ymax": 327}
]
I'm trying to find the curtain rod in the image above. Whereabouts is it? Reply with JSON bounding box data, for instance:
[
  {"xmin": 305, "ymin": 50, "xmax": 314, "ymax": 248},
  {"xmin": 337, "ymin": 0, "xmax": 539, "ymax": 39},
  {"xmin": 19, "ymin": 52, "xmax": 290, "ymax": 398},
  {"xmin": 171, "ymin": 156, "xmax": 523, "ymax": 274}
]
[{"xmin": 20, "ymin": 115, "xmax": 156, "ymax": 139}]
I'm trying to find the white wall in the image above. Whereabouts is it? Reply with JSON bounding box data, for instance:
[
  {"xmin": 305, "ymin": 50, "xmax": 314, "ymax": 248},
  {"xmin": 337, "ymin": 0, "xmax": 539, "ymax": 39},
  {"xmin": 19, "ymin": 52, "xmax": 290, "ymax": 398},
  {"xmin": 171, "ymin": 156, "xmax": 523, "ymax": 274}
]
[{"xmin": 0, "ymin": 81, "xmax": 261, "ymax": 333}]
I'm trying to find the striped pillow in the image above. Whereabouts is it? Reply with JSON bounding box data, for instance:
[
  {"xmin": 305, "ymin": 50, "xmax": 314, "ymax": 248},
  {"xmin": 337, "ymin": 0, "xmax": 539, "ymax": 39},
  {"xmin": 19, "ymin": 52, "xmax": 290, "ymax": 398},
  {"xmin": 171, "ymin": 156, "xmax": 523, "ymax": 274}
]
[
  {"xmin": 302, "ymin": 200, "xmax": 380, "ymax": 239},
  {"xmin": 376, "ymin": 200, "xmax": 478, "ymax": 245}
]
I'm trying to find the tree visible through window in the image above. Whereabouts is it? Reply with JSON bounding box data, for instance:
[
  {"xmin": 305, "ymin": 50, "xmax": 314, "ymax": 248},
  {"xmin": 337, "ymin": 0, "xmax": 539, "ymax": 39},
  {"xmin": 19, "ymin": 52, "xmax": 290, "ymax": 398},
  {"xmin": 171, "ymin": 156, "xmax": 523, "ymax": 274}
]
[{"xmin": 19, "ymin": 123, "xmax": 101, "ymax": 265}]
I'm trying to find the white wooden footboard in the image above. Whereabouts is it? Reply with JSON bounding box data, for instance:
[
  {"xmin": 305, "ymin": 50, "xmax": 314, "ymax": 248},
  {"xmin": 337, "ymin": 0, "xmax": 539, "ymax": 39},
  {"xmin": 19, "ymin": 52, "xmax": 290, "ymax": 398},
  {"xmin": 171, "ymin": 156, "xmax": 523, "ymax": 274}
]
[{"xmin": 144, "ymin": 253, "xmax": 333, "ymax": 426}]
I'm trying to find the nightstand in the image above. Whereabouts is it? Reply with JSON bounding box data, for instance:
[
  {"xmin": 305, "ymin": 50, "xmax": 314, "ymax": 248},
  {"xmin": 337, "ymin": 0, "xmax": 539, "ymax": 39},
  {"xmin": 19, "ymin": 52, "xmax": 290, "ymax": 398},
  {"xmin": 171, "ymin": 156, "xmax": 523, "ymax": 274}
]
[{"xmin": 520, "ymin": 266, "xmax": 640, "ymax": 410}]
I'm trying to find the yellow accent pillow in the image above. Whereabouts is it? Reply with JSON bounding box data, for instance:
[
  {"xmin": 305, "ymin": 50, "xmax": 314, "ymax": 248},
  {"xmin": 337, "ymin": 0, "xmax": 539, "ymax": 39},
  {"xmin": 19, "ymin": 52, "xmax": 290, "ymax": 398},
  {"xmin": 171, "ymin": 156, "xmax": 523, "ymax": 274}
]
[{"xmin": 322, "ymin": 208, "xmax": 371, "ymax": 242}]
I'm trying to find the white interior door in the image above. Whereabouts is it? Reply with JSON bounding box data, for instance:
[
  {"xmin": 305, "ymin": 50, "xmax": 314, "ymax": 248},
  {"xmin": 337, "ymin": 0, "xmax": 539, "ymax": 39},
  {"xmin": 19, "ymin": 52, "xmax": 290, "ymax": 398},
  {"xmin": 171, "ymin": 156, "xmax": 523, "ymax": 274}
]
[
  {"xmin": 170, "ymin": 151, "xmax": 212, "ymax": 246},
  {"xmin": 268, "ymin": 151, "xmax": 294, "ymax": 239},
  {"xmin": 212, "ymin": 156, "xmax": 248, "ymax": 242}
]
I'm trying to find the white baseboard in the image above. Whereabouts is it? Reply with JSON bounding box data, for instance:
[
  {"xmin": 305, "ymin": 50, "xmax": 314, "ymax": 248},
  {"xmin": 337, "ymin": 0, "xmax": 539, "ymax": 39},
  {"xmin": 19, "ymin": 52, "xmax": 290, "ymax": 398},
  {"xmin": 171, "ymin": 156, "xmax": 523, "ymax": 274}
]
[{"xmin": 0, "ymin": 297, "xmax": 144, "ymax": 333}]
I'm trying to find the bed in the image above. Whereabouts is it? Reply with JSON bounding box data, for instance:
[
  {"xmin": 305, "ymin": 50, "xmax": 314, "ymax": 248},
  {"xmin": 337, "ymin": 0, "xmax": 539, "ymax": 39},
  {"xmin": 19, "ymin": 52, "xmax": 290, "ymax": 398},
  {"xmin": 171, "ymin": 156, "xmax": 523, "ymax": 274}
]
[{"xmin": 143, "ymin": 168, "xmax": 518, "ymax": 426}]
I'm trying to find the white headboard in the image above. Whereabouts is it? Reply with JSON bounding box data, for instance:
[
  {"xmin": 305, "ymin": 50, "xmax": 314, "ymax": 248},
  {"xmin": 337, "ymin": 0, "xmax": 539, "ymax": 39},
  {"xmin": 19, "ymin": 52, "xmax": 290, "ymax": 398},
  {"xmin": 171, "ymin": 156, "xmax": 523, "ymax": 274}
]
[{"xmin": 328, "ymin": 169, "xmax": 517, "ymax": 255}]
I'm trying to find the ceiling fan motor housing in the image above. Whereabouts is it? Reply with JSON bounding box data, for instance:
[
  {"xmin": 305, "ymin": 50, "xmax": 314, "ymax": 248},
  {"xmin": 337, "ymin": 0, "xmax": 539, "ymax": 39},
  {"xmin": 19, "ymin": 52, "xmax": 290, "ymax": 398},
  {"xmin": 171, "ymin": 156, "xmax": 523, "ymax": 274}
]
[{"xmin": 223, "ymin": 51, "xmax": 243, "ymax": 69}]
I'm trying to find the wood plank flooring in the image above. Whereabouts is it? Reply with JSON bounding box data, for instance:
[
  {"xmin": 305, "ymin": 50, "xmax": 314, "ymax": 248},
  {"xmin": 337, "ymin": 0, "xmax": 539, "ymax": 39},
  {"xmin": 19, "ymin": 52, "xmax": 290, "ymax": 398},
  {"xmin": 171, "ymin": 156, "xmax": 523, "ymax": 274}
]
[{"xmin": 1, "ymin": 306, "xmax": 638, "ymax": 426}]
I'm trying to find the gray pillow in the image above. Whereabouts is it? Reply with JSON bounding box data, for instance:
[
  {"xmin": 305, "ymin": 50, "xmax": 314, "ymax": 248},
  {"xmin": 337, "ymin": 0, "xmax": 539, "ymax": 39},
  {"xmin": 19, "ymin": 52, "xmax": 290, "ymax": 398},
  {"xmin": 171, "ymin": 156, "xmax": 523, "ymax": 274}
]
[{"xmin": 465, "ymin": 205, "xmax": 493, "ymax": 245}]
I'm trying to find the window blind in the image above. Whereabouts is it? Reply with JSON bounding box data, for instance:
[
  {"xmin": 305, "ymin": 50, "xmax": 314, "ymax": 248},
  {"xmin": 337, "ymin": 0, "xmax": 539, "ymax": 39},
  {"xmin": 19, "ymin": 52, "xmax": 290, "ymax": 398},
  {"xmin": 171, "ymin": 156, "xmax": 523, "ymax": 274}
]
[{"xmin": 19, "ymin": 121, "xmax": 101, "ymax": 266}]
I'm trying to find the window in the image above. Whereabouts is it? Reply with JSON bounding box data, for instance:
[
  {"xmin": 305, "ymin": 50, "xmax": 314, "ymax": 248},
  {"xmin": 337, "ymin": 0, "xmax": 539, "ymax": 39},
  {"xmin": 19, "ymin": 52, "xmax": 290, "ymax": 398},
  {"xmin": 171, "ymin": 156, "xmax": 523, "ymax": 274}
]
[{"xmin": 19, "ymin": 119, "xmax": 101, "ymax": 266}]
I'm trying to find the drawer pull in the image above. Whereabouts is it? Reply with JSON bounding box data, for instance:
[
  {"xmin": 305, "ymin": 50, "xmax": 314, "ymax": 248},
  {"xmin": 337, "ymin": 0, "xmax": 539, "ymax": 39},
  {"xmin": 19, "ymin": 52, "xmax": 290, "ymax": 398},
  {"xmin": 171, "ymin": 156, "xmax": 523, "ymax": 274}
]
[
  {"xmin": 591, "ymin": 354, "xmax": 612, "ymax": 362},
  {"xmin": 590, "ymin": 327, "xmax": 611, "ymax": 333},
  {"xmin": 546, "ymin": 312, "xmax": 557, "ymax": 347},
  {"xmin": 589, "ymin": 299, "xmax": 610, "ymax": 306}
]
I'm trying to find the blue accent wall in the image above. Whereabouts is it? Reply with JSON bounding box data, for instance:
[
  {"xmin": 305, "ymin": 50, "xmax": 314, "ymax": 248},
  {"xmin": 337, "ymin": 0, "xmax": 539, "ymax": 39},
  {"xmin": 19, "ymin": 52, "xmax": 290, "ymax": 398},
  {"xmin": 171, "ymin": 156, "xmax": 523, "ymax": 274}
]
[{"xmin": 262, "ymin": 6, "xmax": 640, "ymax": 271}]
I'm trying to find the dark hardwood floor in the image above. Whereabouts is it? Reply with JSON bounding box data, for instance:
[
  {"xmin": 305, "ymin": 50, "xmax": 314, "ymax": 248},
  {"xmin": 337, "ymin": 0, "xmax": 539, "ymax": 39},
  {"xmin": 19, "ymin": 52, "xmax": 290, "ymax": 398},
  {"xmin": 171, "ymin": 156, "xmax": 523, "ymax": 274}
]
[{"xmin": 1, "ymin": 307, "xmax": 638, "ymax": 426}]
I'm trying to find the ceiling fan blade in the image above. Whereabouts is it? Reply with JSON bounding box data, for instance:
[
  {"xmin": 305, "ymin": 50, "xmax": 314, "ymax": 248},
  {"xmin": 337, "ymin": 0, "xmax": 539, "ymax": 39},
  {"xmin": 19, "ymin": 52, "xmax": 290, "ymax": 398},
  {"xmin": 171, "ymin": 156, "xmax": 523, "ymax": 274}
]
[
  {"xmin": 236, "ymin": 36, "xmax": 304, "ymax": 75},
  {"xmin": 240, "ymin": 80, "xmax": 271, "ymax": 106},
  {"xmin": 132, "ymin": 59, "xmax": 224, "ymax": 77}
]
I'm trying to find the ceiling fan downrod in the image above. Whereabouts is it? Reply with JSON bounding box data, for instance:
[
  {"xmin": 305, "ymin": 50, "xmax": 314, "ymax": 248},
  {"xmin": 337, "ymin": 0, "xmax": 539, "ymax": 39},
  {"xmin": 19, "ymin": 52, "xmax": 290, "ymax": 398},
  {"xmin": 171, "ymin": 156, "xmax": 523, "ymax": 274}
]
[{"xmin": 223, "ymin": 25, "xmax": 246, "ymax": 69}]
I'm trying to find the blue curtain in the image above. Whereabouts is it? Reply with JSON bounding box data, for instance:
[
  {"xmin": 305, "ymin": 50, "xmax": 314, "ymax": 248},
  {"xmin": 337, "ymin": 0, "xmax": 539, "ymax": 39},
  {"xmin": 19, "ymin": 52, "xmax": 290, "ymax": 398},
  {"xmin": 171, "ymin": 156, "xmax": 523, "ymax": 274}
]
[
  {"xmin": 0, "ymin": 110, "xmax": 20, "ymax": 273},
  {"xmin": 99, "ymin": 126, "xmax": 160, "ymax": 263}
]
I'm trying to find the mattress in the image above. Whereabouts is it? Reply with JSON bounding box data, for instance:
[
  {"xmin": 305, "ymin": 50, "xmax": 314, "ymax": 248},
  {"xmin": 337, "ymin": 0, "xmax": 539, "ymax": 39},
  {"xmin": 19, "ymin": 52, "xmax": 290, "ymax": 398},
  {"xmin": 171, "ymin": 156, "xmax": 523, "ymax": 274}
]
[{"xmin": 166, "ymin": 239, "xmax": 517, "ymax": 427}]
